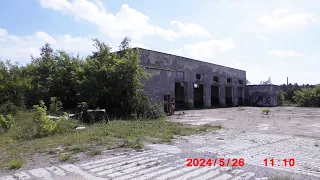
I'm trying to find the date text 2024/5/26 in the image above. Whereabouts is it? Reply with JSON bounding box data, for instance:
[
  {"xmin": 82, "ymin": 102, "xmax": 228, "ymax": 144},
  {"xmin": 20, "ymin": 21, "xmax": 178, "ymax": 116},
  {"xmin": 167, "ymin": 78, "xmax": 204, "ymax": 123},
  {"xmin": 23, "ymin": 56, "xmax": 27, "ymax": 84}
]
[{"xmin": 186, "ymin": 158, "xmax": 245, "ymax": 167}]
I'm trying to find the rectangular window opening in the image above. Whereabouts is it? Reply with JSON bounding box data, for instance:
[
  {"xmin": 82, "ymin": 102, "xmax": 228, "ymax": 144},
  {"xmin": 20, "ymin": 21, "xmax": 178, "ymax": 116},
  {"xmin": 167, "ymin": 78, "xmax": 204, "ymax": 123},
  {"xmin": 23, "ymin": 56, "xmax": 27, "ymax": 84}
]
[{"xmin": 213, "ymin": 76, "xmax": 219, "ymax": 83}]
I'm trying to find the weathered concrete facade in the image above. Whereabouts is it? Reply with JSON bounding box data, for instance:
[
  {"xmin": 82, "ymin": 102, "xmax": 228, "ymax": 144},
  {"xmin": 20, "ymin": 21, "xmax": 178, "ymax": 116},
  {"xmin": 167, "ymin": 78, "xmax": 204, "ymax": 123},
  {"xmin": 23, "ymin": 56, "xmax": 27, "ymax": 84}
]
[
  {"xmin": 138, "ymin": 48, "xmax": 246, "ymax": 109},
  {"xmin": 245, "ymin": 85, "xmax": 280, "ymax": 107}
]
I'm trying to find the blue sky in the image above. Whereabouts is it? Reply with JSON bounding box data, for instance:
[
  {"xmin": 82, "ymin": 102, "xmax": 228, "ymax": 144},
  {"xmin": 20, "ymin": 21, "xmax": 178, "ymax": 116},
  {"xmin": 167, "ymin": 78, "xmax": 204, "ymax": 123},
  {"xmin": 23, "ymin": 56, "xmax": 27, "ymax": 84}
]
[{"xmin": 0, "ymin": 0, "xmax": 319, "ymax": 85}]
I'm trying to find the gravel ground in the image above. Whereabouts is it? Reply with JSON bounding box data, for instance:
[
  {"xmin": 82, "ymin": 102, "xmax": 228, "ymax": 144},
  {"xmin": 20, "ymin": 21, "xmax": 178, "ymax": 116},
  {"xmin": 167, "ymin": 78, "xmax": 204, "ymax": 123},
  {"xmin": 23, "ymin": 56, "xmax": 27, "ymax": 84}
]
[{"xmin": 1, "ymin": 107, "xmax": 320, "ymax": 180}]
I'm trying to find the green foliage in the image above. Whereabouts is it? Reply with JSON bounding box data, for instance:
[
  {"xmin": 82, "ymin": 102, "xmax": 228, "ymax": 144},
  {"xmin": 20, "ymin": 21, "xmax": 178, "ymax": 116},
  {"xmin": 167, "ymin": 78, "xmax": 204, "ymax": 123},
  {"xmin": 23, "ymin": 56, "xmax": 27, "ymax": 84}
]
[
  {"xmin": 0, "ymin": 114, "xmax": 14, "ymax": 131},
  {"xmin": 0, "ymin": 37, "xmax": 164, "ymax": 120},
  {"xmin": 278, "ymin": 90, "xmax": 285, "ymax": 105},
  {"xmin": 119, "ymin": 36, "xmax": 131, "ymax": 51},
  {"xmin": 294, "ymin": 85, "xmax": 320, "ymax": 107},
  {"xmin": 0, "ymin": 101, "xmax": 20, "ymax": 115},
  {"xmin": 8, "ymin": 159, "xmax": 24, "ymax": 170},
  {"xmin": 32, "ymin": 100, "xmax": 56, "ymax": 137},
  {"xmin": 262, "ymin": 108, "xmax": 270, "ymax": 115},
  {"xmin": 49, "ymin": 97, "xmax": 63, "ymax": 115},
  {"xmin": 279, "ymin": 83, "xmax": 315, "ymax": 104},
  {"xmin": 32, "ymin": 101, "xmax": 72, "ymax": 138}
]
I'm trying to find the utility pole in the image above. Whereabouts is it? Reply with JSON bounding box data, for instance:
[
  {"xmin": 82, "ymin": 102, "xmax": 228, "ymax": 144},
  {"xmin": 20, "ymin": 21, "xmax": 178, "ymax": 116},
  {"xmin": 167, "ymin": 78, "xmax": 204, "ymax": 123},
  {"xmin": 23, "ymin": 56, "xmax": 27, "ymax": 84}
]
[{"xmin": 287, "ymin": 77, "xmax": 289, "ymax": 86}]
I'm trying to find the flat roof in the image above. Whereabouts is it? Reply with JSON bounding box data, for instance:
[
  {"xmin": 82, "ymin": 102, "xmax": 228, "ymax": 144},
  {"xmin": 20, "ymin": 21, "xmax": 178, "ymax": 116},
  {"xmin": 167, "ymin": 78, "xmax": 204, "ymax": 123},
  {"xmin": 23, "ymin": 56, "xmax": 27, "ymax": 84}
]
[{"xmin": 134, "ymin": 47, "xmax": 246, "ymax": 73}]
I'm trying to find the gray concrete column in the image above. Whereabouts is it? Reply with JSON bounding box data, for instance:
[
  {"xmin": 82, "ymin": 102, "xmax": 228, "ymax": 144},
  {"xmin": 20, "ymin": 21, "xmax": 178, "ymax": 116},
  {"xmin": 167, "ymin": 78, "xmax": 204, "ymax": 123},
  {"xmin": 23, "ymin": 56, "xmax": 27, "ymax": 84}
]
[
  {"xmin": 187, "ymin": 82, "xmax": 194, "ymax": 109},
  {"xmin": 220, "ymin": 85, "xmax": 226, "ymax": 107},
  {"xmin": 233, "ymin": 86, "xmax": 238, "ymax": 106},
  {"xmin": 205, "ymin": 84, "xmax": 211, "ymax": 108}
]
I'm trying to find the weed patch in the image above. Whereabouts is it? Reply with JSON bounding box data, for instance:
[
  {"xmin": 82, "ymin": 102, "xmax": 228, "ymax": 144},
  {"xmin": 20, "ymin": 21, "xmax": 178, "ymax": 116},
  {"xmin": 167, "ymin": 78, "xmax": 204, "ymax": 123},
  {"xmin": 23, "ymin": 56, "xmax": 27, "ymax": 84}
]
[
  {"xmin": 87, "ymin": 149, "xmax": 102, "ymax": 156},
  {"xmin": 262, "ymin": 108, "xmax": 270, "ymax": 115},
  {"xmin": 8, "ymin": 160, "xmax": 24, "ymax": 170}
]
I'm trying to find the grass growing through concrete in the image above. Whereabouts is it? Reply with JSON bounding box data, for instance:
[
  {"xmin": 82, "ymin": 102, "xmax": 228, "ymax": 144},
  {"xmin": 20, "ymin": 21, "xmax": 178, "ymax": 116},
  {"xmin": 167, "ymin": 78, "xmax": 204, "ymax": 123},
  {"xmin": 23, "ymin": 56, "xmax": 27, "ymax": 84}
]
[
  {"xmin": 8, "ymin": 160, "xmax": 24, "ymax": 170},
  {"xmin": 0, "ymin": 111, "xmax": 222, "ymax": 170},
  {"xmin": 262, "ymin": 108, "xmax": 271, "ymax": 115}
]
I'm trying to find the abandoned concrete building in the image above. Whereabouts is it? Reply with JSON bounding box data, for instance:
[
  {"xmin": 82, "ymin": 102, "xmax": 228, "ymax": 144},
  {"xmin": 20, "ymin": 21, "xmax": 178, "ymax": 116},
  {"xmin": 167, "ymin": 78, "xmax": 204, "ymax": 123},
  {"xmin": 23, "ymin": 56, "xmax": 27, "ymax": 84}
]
[
  {"xmin": 137, "ymin": 48, "xmax": 280, "ymax": 111},
  {"xmin": 138, "ymin": 48, "xmax": 246, "ymax": 110}
]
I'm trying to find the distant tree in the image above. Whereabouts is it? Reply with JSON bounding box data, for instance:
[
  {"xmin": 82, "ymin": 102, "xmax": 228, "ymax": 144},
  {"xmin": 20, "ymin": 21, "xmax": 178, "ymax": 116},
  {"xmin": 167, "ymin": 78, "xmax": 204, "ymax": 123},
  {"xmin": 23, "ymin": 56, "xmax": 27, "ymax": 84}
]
[
  {"xmin": 246, "ymin": 79, "xmax": 251, "ymax": 85},
  {"xmin": 260, "ymin": 77, "xmax": 272, "ymax": 85},
  {"xmin": 119, "ymin": 36, "xmax": 131, "ymax": 51}
]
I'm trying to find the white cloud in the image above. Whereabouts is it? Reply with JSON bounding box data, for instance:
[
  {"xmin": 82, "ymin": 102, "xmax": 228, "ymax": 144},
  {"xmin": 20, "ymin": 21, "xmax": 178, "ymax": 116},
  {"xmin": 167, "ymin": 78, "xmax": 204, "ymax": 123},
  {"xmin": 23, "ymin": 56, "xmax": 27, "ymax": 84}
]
[
  {"xmin": 40, "ymin": 0, "xmax": 211, "ymax": 41},
  {"xmin": 182, "ymin": 38, "xmax": 236, "ymax": 59},
  {"xmin": 268, "ymin": 50, "xmax": 303, "ymax": 57},
  {"xmin": 257, "ymin": 34, "xmax": 268, "ymax": 41},
  {"xmin": 257, "ymin": 8, "xmax": 317, "ymax": 29},
  {"xmin": 0, "ymin": 28, "xmax": 94, "ymax": 64},
  {"xmin": 170, "ymin": 21, "xmax": 212, "ymax": 38}
]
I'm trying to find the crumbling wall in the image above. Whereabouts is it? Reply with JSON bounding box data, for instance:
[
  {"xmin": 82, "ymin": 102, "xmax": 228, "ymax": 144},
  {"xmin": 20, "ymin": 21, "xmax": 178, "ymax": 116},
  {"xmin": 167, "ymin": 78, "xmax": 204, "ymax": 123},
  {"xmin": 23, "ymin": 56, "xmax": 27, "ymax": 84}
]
[
  {"xmin": 245, "ymin": 85, "xmax": 279, "ymax": 107},
  {"xmin": 139, "ymin": 48, "xmax": 246, "ymax": 108}
]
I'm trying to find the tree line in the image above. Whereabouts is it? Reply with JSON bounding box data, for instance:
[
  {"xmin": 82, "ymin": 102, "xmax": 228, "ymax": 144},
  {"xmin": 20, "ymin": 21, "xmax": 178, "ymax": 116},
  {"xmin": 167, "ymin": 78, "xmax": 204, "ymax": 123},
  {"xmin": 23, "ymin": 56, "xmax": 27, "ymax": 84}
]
[{"xmin": 0, "ymin": 38, "xmax": 164, "ymax": 119}]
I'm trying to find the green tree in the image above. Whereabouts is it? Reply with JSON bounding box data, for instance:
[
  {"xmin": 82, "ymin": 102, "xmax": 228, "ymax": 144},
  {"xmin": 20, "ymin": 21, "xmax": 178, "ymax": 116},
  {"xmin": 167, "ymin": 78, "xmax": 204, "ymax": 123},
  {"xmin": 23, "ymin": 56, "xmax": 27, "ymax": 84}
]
[
  {"xmin": 119, "ymin": 36, "xmax": 131, "ymax": 51},
  {"xmin": 0, "ymin": 60, "xmax": 32, "ymax": 114}
]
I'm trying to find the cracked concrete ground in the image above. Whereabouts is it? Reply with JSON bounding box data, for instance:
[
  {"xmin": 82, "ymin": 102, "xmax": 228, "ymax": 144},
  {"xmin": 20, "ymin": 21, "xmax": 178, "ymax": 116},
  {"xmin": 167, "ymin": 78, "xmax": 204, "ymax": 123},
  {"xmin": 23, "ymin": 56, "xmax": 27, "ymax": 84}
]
[{"xmin": 1, "ymin": 107, "xmax": 320, "ymax": 180}]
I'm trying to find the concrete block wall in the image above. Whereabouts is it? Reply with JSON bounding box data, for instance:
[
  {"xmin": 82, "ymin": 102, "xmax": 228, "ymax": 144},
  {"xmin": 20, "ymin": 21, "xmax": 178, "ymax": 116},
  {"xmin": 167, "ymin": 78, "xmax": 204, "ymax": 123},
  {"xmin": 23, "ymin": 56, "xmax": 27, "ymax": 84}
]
[
  {"xmin": 138, "ymin": 48, "xmax": 246, "ymax": 108},
  {"xmin": 245, "ymin": 85, "xmax": 280, "ymax": 107}
]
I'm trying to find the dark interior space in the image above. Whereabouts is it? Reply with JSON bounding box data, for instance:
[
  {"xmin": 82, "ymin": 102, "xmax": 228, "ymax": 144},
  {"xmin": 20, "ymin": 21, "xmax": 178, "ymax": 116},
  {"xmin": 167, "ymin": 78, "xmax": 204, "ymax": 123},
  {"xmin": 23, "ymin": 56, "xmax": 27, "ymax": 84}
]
[
  {"xmin": 225, "ymin": 87, "xmax": 233, "ymax": 106},
  {"xmin": 194, "ymin": 84, "xmax": 204, "ymax": 108},
  {"xmin": 211, "ymin": 85, "xmax": 220, "ymax": 106},
  {"xmin": 175, "ymin": 83, "xmax": 186, "ymax": 110},
  {"xmin": 238, "ymin": 87, "xmax": 244, "ymax": 106}
]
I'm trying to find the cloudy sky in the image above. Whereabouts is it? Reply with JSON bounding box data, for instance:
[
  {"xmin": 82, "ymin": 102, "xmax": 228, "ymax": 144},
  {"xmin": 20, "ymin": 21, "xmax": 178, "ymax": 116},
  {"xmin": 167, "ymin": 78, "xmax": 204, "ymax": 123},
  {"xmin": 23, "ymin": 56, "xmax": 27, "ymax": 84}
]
[{"xmin": 1, "ymin": 0, "xmax": 319, "ymax": 85}]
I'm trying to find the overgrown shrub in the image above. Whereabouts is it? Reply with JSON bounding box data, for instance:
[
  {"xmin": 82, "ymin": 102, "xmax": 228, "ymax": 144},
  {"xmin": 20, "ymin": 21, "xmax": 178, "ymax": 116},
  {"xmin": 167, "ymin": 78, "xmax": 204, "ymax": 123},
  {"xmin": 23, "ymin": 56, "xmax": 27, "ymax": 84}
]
[
  {"xmin": 49, "ymin": 97, "xmax": 63, "ymax": 115},
  {"xmin": 32, "ymin": 100, "xmax": 69, "ymax": 138},
  {"xmin": 132, "ymin": 91, "xmax": 165, "ymax": 119},
  {"xmin": 0, "ymin": 101, "xmax": 20, "ymax": 115},
  {"xmin": 294, "ymin": 85, "xmax": 320, "ymax": 107},
  {"xmin": 0, "ymin": 38, "xmax": 165, "ymax": 121},
  {"xmin": 0, "ymin": 114, "xmax": 14, "ymax": 131},
  {"xmin": 54, "ymin": 112, "xmax": 78, "ymax": 134}
]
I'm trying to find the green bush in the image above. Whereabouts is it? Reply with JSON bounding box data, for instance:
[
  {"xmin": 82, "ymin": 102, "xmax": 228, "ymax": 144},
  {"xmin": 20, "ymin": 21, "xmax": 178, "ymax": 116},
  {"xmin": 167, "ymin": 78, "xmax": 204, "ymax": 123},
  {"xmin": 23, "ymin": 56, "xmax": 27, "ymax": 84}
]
[
  {"xmin": 0, "ymin": 114, "xmax": 14, "ymax": 131},
  {"xmin": 262, "ymin": 108, "xmax": 270, "ymax": 115},
  {"xmin": 49, "ymin": 97, "xmax": 63, "ymax": 115},
  {"xmin": 0, "ymin": 101, "xmax": 20, "ymax": 115},
  {"xmin": 33, "ymin": 100, "xmax": 56, "ymax": 137},
  {"xmin": 294, "ymin": 85, "xmax": 320, "ymax": 107},
  {"xmin": 32, "ymin": 101, "xmax": 74, "ymax": 138}
]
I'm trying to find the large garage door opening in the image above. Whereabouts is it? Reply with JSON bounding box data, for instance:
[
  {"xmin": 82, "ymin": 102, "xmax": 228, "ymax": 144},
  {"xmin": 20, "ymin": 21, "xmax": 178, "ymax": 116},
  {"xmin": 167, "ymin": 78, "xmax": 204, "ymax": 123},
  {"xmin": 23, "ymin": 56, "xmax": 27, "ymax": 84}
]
[
  {"xmin": 211, "ymin": 85, "xmax": 220, "ymax": 107},
  {"xmin": 225, "ymin": 87, "xmax": 233, "ymax": 106},
  {"xmin": 238, "ymin": 87, "xmax": 244, "ymax": 106},
  {"xmin": 175, "ymin": 83, "xmax": 186, "ymax": 110},
  {"xmin": 194, "ymin": 84, "xmax": 204, "ymax": 108}
]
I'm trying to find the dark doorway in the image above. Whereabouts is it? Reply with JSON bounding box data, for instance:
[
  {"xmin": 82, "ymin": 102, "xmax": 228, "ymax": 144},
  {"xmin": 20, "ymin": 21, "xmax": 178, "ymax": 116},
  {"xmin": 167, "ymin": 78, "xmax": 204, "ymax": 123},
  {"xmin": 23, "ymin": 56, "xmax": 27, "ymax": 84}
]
[
  {"xmin": 211, "ymin": 85, "xmax": 220, "ymax": 106},
  {"xmin": 237, "ymin": 87, "xmax": 244, "ymax": 106},
  {"xmin": 175, "ymin": 83, "xmax": 186, "ymax": 110},
  {"xmin": 225, "ymin": 87, "xmax": 233, "ymax": 106},
  {"xmin": 194, "ymin": 84, "xmax": 204, "ymax": 108}
]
